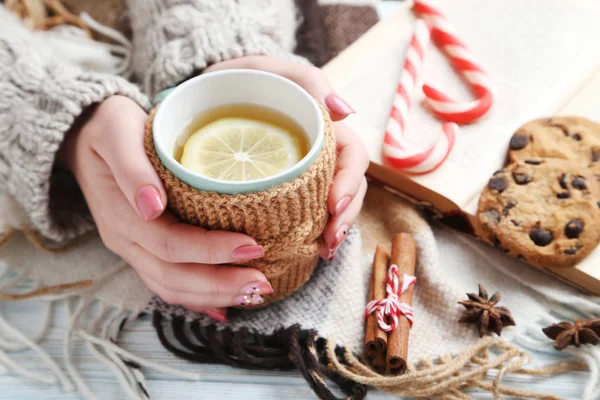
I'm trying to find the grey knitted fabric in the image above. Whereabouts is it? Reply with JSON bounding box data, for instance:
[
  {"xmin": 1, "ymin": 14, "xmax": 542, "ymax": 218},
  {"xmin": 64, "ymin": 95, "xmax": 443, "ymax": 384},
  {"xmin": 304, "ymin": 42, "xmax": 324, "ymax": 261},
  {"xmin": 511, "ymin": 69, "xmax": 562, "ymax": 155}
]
[
  {"xmin": 149, "ymin": 227, "xmax": 369, "ymax": 348},
  {"xmin": 0, "ymin": 0, "xmax": 303, "ymax": 242},
  {"xmin": 127, "ymin": 0, "xmax": 305, "ymax": 98},
  {"xmin": 0, "ymin": 8, "xmax": 150, "ymax": 242}
]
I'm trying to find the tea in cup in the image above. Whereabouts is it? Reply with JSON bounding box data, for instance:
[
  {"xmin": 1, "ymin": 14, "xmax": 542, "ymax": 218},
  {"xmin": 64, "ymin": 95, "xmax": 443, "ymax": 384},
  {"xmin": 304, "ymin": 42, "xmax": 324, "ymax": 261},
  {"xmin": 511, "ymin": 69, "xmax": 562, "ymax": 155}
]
[{"xmin": 152, "ymin": 69, "xmax": 325, "ymax": 194}]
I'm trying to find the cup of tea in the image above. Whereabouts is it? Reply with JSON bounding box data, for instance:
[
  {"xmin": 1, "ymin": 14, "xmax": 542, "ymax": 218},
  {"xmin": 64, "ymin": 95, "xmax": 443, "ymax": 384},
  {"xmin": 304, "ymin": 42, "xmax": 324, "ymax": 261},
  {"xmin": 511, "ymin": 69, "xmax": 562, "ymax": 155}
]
[{"xmin": 144, "ymin": 69, "xmax": 336, "ymax": 305}]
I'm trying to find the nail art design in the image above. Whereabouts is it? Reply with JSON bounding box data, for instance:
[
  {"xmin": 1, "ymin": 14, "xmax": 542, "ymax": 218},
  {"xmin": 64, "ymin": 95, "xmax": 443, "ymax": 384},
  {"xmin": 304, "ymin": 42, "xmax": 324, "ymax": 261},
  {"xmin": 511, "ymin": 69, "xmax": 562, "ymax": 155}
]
[
  {"xmin": 236, "ymin": 286, "xmax": 264, "ymax": 306},
  {"xmin": 335, "ymin": 224, "xmax": 349, "ymax": 246},
  {"xmin": 233, "ymin": 281, "xmax": 273, "ymax": 307}
]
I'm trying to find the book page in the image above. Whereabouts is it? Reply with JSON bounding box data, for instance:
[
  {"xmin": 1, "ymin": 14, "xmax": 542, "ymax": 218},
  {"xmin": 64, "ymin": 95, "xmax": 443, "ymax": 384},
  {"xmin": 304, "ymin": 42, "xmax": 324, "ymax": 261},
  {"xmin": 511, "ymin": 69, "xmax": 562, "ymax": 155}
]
[{"xmin": 324, "ymin": 0, "xmax": 600, "ymax": 211}]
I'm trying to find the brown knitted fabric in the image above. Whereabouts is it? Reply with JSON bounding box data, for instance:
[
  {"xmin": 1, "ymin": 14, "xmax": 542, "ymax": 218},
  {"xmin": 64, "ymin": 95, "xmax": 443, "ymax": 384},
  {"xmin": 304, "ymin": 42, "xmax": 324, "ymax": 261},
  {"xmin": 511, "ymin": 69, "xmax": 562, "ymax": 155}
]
[
  {"xmin": 320, "ymin": 4, "xmax": 380, "ymax": 61},
  {"xmin": 144, "ymin": 105, "xmax": 336, "ymax": 305},
  {"xmin": 62, "ymin": 0, "xmax": 132, "ymax": 40}
]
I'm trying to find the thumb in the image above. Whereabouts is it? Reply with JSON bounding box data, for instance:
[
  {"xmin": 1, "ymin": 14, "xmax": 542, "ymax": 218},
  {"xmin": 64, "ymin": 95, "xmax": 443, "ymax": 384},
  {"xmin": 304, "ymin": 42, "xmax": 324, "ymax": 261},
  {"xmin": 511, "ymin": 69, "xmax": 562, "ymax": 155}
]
[
  {"xmin": 205, "ymin": 57, "xmax": 355, "ymax": 121},
  {"xmin": 93, "ymin": 99, "xmax": 167, "ymax": 222}
]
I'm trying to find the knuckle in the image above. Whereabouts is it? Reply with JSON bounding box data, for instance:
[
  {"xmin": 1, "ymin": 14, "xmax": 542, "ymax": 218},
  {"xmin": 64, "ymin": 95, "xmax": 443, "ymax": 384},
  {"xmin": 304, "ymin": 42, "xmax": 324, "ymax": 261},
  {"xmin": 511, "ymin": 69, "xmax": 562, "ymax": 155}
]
[
  {"xmin": 305, "ymin": 65, "xmax": 324, "ymax": 79},
  {"xmin": 153, "ymin": 236, "xmax": 176, "ymax": 262},
  {"xmin": 357, "ymin": 143, "xmax": 369, "ymax": 168},
  {"xmin": 204, "ymin": 266, "xmax": 228, "ymax": 296},
  {"xmin": 98, "ymin": 229, "xmax": 119, "ymax": 254},
  {"xmin": 204, "ymin": 247, "xmax": 221, "ymax": 264}
]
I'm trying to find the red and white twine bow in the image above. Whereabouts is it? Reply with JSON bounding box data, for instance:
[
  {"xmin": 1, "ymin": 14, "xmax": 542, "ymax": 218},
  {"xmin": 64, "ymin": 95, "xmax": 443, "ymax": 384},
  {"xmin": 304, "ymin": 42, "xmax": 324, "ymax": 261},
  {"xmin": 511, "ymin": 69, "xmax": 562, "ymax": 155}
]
[{"xmin": 365, "ymin": 264, "xmax": 417, "ymax": 332}]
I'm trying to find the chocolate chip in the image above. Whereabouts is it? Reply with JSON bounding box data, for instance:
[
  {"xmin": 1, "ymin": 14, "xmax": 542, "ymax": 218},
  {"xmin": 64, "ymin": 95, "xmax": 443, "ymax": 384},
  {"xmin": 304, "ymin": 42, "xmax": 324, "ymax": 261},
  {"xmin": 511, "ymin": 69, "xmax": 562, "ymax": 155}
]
[
  {"xmin": 556, "ymin": 192, "xmax": 571, "ymax": 199},
  {"xmin": 529, "ymin": 228, "xmax": 553, "ymax": 246},
  {"xmin": 502, "ymin": 202, "xmax": 516, "ymax": 216},
  {"xmin": 597, "ymin": 201, "xmax": 600, "ymax": 209},
  {"xmin": 564, "ymin": 247, "xmax": 580, "ymax": 255},
  {"xmin": 509, "ymin": 134, "xmax": 529, "ymax": 150},
  {"xmin": 516, "ymin": 254, "xmax": 526, "ymax": 260},
  {"xmin": 572, "ymin": 133, "xmax": 582, "ymax": 141},
  {"xmin": 565, "ymin": 219, "xmax": 584, "ymax": 239},
  {"xmin": 572, "ymin": 176, "xmax": 587, "ymax": 190},
  {"xmin": 549, "ymin": 123, "xmax": 570, "ymax": 136},
  {"xmin": 559, "ymin": 174, "xmax": 568, "ymax": 189},
  {"xmin": 525, "ymin": 159, "xmax": 542, "ymax": 165},
  {"xmin": 482, "ymin": 209, "xmax": 501, "ymax": 225},
  {"xmin": 510, "ymin": 219, "xmax": 521, "ymax": 227},
  {"xmin": 492, "ymin": 237, "xmax": 510, "ymax": 253},
  {"xmin": 488, "ymin": 177, "xmax": 508, "ymax": 192},
  {"xmin": 592, "ymin": 149, "xmax": 600, "ymax": 162},
  {"xmin": 512, "ymin": 172, "xmax": 531, "ymax": 185}
]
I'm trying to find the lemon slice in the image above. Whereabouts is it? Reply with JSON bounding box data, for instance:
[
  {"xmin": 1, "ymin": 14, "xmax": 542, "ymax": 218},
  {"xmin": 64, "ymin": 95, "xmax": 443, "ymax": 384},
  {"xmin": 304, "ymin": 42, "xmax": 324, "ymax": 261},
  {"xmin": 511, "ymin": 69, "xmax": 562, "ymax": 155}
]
[{"xmin": 180, "ymin": 117, "xmax": 303, "ymax": 181}]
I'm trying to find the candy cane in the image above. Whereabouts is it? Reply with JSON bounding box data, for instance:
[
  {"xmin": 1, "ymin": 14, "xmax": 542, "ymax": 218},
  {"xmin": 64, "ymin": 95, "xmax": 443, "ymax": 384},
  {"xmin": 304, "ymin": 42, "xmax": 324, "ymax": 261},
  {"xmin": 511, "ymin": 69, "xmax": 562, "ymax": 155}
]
[
  {"xmin": 383, "ymin": 122, "xmax": 458, "ymax": 175},
  {"xmin": 413, "ymin": 0, "xmax": 493, "ymax": 124},
  {"xmin": 382, "ymin": 19, "xmax": 458, "ymax": 175},
  {"xmin": 364, "ymin": 265, "xmax": 417, "ymax": 332}
]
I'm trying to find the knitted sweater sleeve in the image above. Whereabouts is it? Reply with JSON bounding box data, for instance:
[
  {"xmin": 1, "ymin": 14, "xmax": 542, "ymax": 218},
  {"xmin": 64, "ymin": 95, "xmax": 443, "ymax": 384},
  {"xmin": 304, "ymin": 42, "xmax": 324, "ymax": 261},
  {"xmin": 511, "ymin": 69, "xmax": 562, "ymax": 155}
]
[
  {"xmin": 127, "ymin": 0, "xmax": 306, "ymax": 99},
  {"xmin": 0, "ymin": 9, "xmax": 150, "ymax": 242}
]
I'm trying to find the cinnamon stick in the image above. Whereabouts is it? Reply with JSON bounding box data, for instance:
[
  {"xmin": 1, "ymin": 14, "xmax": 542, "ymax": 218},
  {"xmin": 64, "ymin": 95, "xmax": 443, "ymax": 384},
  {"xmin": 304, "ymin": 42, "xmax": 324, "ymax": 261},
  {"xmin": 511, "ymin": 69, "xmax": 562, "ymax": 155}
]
[
  {"xmin": 364, "ymin": 245, "xmax": 390, "ymax": 361},
  {"xmin": 386, "ymin": 233, "xmax": 416, "ymax": 375},
  {"xmin": 370, "ymin": 350, "xmax": 386, "ymax": 375}
]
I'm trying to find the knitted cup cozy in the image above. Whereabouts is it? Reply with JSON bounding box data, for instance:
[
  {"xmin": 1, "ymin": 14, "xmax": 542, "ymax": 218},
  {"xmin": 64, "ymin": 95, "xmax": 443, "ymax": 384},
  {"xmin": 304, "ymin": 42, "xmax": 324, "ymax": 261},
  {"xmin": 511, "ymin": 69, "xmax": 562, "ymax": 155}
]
[{"xmin": 144, "ymin": 105, "xmax": 336, "ymax": 305}]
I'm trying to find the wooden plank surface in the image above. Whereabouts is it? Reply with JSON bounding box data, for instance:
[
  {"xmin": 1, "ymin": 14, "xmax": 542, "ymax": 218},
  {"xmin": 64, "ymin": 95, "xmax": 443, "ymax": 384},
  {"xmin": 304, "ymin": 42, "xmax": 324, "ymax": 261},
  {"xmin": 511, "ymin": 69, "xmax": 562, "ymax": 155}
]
[{"xmin": 0, "ymin": 300, "xmax": 588, "ymax": 400}]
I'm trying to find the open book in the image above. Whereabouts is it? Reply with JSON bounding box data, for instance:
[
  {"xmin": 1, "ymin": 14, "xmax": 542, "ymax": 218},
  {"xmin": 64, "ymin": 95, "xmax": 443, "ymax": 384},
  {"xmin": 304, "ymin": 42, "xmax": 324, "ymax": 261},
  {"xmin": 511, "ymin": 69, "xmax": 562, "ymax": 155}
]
[{"xmin": 323, "ymin": 0, "xmax": 600, "ymax": 294}]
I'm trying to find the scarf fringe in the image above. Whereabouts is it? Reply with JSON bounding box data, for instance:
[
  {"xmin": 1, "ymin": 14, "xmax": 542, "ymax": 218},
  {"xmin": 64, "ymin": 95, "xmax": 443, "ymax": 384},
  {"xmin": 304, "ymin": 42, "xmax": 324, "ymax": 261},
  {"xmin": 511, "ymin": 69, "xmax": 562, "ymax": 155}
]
[
  {"xmin": 0, "ymin": 262, "xmax": 199, "ymax": 400},
  {"xmin": 151, "ymin": 311, "xmax": 368, "ymax": 400}
]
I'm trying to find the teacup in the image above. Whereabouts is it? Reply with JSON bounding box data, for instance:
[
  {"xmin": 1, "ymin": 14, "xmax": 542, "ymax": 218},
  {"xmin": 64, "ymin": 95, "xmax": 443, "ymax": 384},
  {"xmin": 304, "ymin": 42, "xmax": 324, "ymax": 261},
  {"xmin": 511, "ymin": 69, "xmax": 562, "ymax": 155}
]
[
  {"xmin": 145, "ymin": 69, "xmax": 336, "ymax": 306},
  {"xmin": 152, "ymin": 69, "xmax": 325, "ymax": 194}
]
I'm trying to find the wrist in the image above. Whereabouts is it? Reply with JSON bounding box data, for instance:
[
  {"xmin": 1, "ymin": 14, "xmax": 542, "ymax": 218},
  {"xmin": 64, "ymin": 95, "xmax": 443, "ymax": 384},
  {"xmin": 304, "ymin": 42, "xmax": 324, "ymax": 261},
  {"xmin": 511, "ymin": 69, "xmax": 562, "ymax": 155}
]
[{"xmin": 56, "ymin": 103, "xmax": 98, "ymax": 173}]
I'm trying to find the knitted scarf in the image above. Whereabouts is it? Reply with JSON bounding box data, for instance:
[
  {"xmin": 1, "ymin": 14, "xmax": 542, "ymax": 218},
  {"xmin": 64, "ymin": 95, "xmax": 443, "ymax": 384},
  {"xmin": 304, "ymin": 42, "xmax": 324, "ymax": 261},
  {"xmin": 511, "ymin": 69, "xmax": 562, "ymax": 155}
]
[{"xmin": 2, "ymin": 1, "xmax": 600, "ymax": 400}]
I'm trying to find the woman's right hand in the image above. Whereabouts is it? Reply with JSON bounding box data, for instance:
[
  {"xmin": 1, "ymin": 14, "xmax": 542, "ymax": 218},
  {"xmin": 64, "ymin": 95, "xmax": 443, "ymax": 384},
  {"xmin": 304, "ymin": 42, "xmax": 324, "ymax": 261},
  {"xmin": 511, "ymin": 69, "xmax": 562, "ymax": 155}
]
[{"xmin": 58, "ymin": 95, "xmax": 272, "ymax": 321}]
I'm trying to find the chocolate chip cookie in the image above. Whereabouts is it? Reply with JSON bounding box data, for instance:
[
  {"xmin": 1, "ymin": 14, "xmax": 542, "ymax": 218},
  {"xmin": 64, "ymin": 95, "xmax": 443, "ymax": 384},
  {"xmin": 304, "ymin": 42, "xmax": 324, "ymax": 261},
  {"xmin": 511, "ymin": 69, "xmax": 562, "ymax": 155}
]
[
  {"xmin": 508, "ymin": 117, "xmax": 600, "ymax": 174},
  {"xmin": 477, "ymin": 159, "xmax": 600, "ymax": 267}
]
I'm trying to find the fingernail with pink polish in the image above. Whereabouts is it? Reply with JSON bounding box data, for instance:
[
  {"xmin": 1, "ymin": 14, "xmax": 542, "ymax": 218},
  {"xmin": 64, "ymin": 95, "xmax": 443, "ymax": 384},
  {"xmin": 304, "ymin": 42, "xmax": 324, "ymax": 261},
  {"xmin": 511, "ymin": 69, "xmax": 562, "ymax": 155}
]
[
  {"xmin": 335, "ymin": 224, "xmax": 349, "ymax": 247},
  {"xmin": 136, "ymin": 186, "xmax": 163, "ymax": 222},
  {"xmin": 325, "ymin": 93, "xmax": 355, "ymax": 116},
  {"xmin": 328, "ymin": 246, "xmax": 338, "ymax": 260},
  {"xmin": 232, "ymin": 245, "xmax": 264, "ymax": 261},
  {"xmin": 205, "ymin": 308, "xmax": 228, "ymax": 323},
  {"xmin": 334, "ymin": 196, "xmax": 351, "ymax": 216},
  {"xmin": 233, "ymin": 281, "xmax": 273, "ymax": 307}
]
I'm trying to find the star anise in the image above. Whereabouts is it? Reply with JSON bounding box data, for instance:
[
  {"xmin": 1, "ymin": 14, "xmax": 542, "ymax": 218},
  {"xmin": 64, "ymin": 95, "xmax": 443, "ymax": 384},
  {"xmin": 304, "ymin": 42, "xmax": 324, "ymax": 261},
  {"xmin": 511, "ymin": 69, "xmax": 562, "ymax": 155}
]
[
  {"xmin": 458, "ymin": 284, "xmax": 515, "ymax": 337},
  {"xmin": 542, "ymin": 319, "xmax": 600, "ymax": 350}
]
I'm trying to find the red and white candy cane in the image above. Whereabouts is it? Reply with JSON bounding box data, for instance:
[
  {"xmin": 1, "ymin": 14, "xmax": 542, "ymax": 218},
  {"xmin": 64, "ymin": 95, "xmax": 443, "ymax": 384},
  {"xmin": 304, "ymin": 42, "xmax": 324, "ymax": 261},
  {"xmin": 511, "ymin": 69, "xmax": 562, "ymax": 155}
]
[
  {"xmin": 364, "ymin": 264, "xmax": 417, "ymax": 332},
  {"xmin": 382, "ymin": 19, "xmax": 459, "ymax": 175},
  {"xmin": 413, "ymin": 0, "xmax": 493, "ymax": 124}
]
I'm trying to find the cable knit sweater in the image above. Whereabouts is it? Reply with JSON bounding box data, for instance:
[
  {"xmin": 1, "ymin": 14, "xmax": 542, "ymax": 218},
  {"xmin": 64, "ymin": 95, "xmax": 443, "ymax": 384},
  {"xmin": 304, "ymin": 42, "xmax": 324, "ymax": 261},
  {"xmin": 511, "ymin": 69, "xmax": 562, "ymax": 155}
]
[{"xmin": 0, "ymin": 0, "xmax": 301, "ymax": 242}]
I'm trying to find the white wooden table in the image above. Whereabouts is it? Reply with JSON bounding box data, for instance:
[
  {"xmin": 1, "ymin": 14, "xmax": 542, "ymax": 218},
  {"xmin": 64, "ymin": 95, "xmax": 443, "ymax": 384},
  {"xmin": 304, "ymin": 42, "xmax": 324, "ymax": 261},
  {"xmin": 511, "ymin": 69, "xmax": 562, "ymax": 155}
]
[
  {"xmin": 0, "ymin": 296, "xmax": 588, "ymax": 400},
  {"xmin": 0, "ymin": 2, "xmax": 590, "ymax": 399}
]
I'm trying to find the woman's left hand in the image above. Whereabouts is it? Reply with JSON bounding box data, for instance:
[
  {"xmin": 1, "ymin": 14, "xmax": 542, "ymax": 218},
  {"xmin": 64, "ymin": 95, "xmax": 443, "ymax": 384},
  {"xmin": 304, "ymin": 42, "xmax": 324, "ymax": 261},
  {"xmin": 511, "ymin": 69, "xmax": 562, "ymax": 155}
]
[{"xmin": 205, "ymin": 56, "xmax": 369, "ymax": 259}]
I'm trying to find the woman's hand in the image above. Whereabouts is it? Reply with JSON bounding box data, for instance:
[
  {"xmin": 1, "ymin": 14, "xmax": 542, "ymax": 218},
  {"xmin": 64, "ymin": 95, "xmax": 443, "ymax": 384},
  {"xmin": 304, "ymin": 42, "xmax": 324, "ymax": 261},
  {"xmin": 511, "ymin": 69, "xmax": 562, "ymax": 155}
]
[
  {"xmin": 58, "ymin": 96, "xmax": 273, "ymax": 322},
  {"xmin": 206, "ymin": 56, "xmax": 369, "ymax": 259}
]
